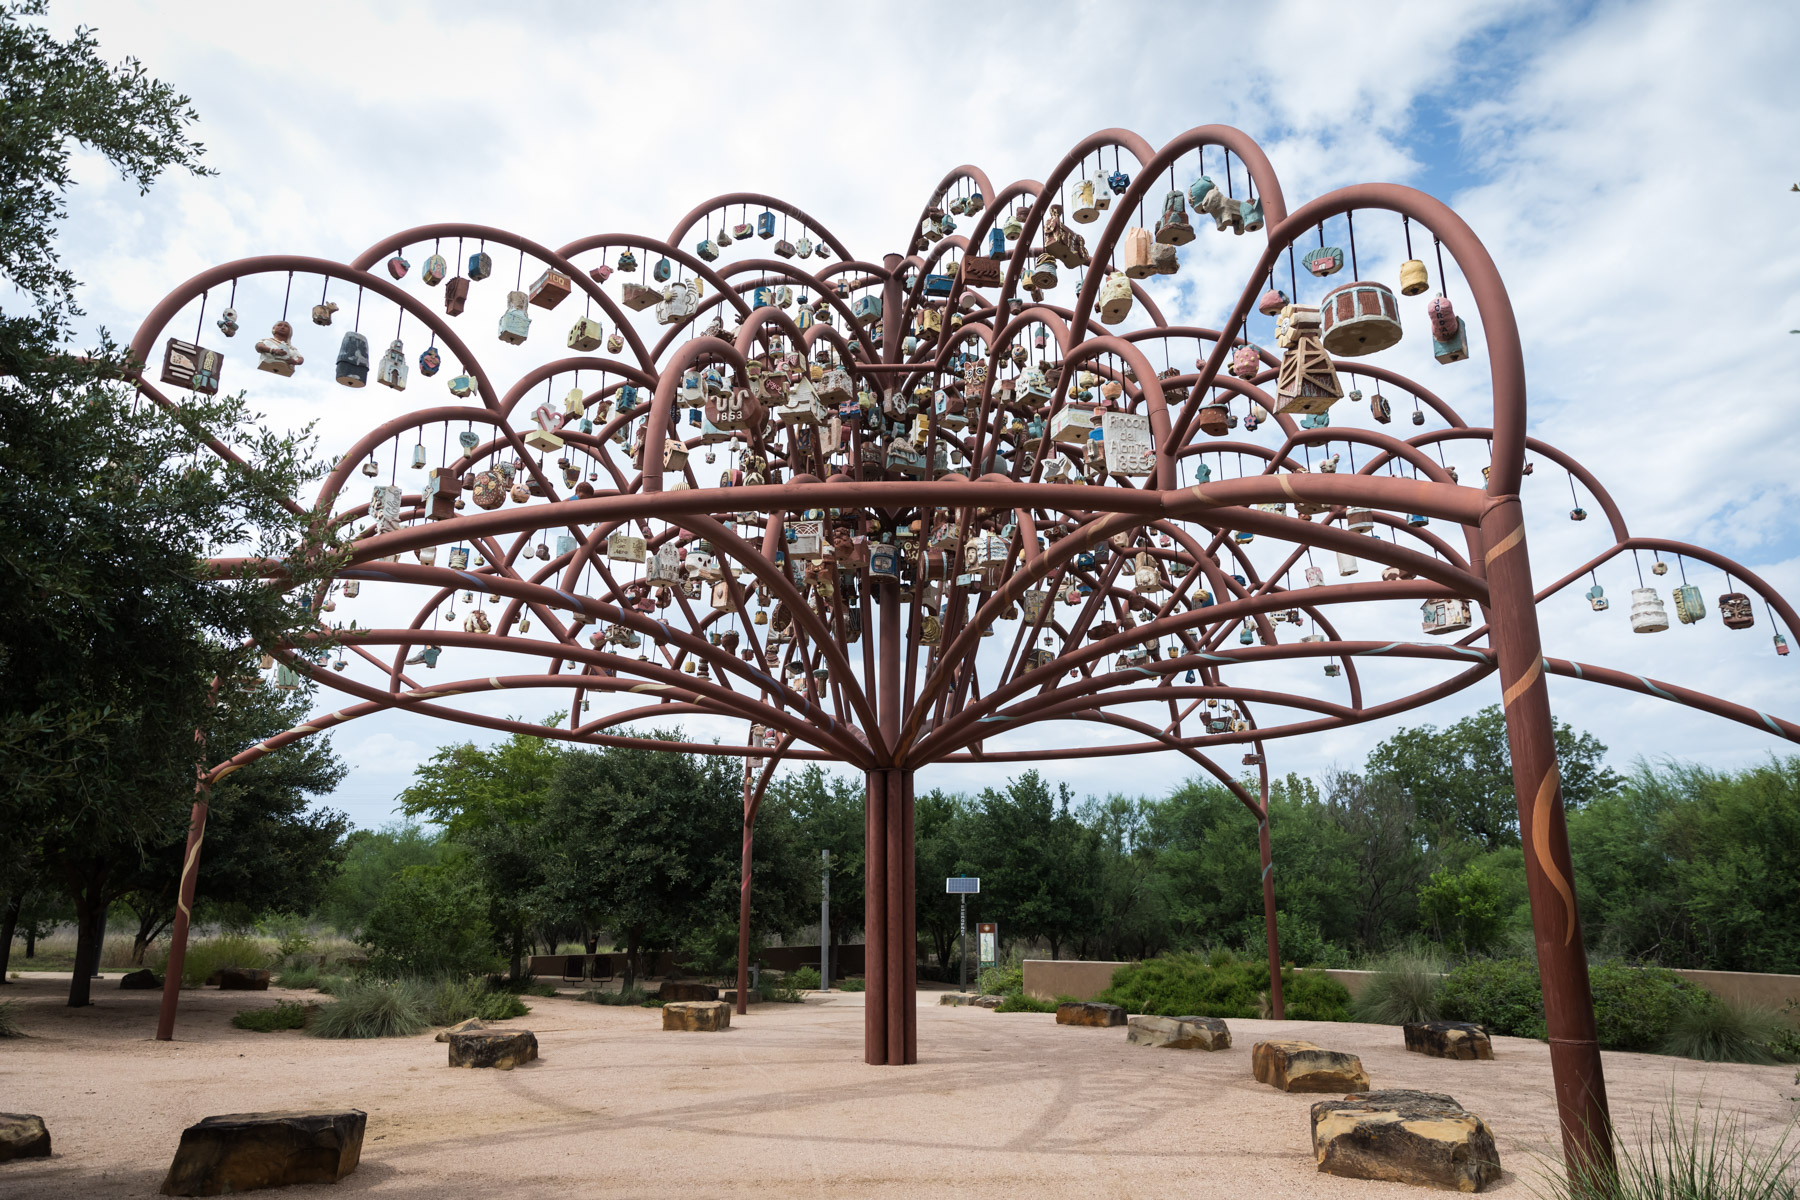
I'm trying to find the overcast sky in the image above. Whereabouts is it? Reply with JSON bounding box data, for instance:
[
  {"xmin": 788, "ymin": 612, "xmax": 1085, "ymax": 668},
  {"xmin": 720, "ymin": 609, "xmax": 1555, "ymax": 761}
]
[{"xmin": 42, "ymin": 0, "xmax": 1800, "ymax": 828}]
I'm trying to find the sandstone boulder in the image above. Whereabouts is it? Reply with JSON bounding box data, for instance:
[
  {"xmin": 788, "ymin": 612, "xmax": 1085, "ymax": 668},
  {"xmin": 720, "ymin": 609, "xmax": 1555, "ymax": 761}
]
[
  {"xmin": 657, "ymin": 980, "xmax": 719, "ymax": 1002},
  {"xmin": 1252, "ymin": 1039, "xmax": 1369, "ymax": 1092},
  {"xmin": 120, "ymin": 969, "xmax": 162, "ymax": 990},
  {"xmin": 970, "ymin": 994, "xmax": 1004, "ymax": 1009},
  {"xmin": 1404, "ymin": 1021, "xmax": 1495, "ymax": 1061},
  {"xmin": 1311, "ymin": 1090, "xmax": 1501, "ymax": 1192},
  {"xmin": 0, "ymin": 1114, "xmax": 50, "ymax": 1163},
  {"xmin": 938, "ymin": 992, "xmax": 981, "ymax": 1007},
  {"xmin": 1127, "ymin": 1014, "xmax": 1231, "ymax": 1050},
  {"xmin": 216, "ymin": 968, "xmax": 271, "ymax": 991},
  {"xmin": 718, "ymin": 988, "xmax": 760, "ymax": 1005},
  {"xmin": 662, "ymin": 1000, "xmax": 731, "ymax": 1031},
  {"xmin": 159, "ymin": 1110, "xmax": 364, "ymax": 1195},
  {"xmin": 434, "ymin": 1017, "xmax": 484, "ymax": 1043},
  {"xmin": 446, "ymin": 1029, "xmax": 538, "ymax": 1069},
  {"xmin": 1056, "ymin": 1002, "xmax": 1126, "ymax": 1027}
]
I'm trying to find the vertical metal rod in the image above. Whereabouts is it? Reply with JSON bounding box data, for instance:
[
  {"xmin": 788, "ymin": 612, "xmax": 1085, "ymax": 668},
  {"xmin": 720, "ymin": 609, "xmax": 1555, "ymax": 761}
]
[
  {"xmin": 155, "ymin": 792, "xmax": 210, "ymax": 1041},
  {"xmin": 820, "ymin": 849, "xmax": 831, "ymax": 990},
  {"xmin": 886, "ymin": 768, "xmax": 905, "ymax": 1063},
  {"xmin": 863, "ymin": 768, "xmax": 887, "ymax": 1065},
  {"xmin": 736, "ymin": 762, "xmax": 754, "ymax": 1016},
  {"xmin": 959, "ymin": 893, "xmax": 967, "ymax": 992},
  {"xmin": 1258, "ymin": 813, "xmax": 1284, "ymax": 1019},
  {"xmin": 901, "ymin": 767, "xmax": 917, "ymax": 1063},
  {"xmin": 1481, "ymin": 497, "xmax": 1612, "ymax": 1175}
]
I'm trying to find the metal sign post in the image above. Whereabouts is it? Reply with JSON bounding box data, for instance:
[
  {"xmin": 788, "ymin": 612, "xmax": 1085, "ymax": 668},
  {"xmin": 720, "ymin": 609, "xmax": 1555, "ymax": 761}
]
[{"xmin": 946, "ymin": 876, "xmax": 979, "ymax": 991}]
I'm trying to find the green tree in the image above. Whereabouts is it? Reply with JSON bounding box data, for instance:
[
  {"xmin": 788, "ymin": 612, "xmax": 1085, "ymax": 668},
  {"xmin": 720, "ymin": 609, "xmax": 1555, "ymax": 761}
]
[
  {"xmin": 360, "ymin": 856, "xmax": 495, "ymax": 978},
  {"xmin": 1365, "ymin": 705, "xmax": 1620, "ymax": 852},
  {"xmin": 913, "ymin": 787, "xmax": 972, "ymax": 972},
  {"xmin": 0, "ymin": 1, "xmax": 335, "ymax": 1006},
  {"xmin": 772, "ymin": 765, "xmax": 865, "ymax": 978},
  {"xmin": 1320, "ymin": 769, "xmax": 1430, "ymax": 950},
  {"xmin": 321, "ymin": 824, "xmax": 449, "ymax": 937},
  {"xmin": 963, "ymin": 771, "xmax": 1100, "ymax": 959},
  {"xmin": 1417, "ymin": 863, "xmax": 1505, "ymax": 955},
  {"xmin": 1074, "ymin": 793, "xmax": 1174, "ymax": 961}
]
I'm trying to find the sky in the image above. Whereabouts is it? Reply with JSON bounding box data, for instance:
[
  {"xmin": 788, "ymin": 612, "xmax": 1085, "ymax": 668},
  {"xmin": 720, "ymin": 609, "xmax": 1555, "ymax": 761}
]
[{"xmin": 38, "ymin": 0, "xmax": 1800, "ymax": 829}]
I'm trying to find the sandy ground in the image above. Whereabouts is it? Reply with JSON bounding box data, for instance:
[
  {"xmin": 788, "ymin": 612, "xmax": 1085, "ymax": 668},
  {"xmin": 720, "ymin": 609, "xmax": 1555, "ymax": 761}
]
[{"xmin": 1, "ymin": 972, "xmax": 1796, "ymax": 1198}]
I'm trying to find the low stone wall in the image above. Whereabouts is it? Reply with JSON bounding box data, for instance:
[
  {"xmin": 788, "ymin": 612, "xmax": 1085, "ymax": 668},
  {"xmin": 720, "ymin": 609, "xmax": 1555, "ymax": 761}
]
[{"xmin": 1027, "ymin": 960, "xmax": 1800, "ymax": 1020}]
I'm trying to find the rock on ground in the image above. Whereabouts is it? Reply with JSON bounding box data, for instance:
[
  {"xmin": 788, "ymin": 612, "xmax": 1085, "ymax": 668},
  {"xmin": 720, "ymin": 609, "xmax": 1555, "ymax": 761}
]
[
  {"xmin": 1404, "ymin": 1021, "xmax": 1495, "ymax": 1061},
  {"xmin": 938, "ymin": 993, "xmax": 981, "ymax": 1006},
  {"xmin": 657, "ymin": 981, "xmax": 719, "ymax": 1002},
  {"xmin": 1252, "ymin": 1039, "xmax": 1370, "ymax": 1093},
  {"xmin": 216, "ymin": 968, "xmax": 271, "ymax": 991},
  {"xmin": 1056, "ymin": 1002, "xmax": 1126, "ymax": 1027},
  {"xmin": 662, "ymin": 1001, "xmax": 731, "ymax": 1031},
  {"xmin": 159, "ymin": 1110, "xmax": 364, "ymax": 1195},
  {"xmin": 435, "ymin": 1018, "xmax": 484, "ymax": 1043},
  {"xmin": 970, "ymin": 994, "xmax": 1003, "ymax": 1009},
  {"xmin": 1311, "ymin": 1089, "xmax": 1501, "ymax": 1192},
  {"xmin": 0, "ymin": 1114, "xmax": 50, "ymax": 1163},
  {"xmin": 446, "ymin": 1030, "xmax": 538, "ymax": 1069},
  {"xmin": 1126, "ymin": 1014, "xmax": 1230, "ymax": 1050},
  {"xmin": 119, "ymin": 969, "xmax": 162, "ymax": 989}
]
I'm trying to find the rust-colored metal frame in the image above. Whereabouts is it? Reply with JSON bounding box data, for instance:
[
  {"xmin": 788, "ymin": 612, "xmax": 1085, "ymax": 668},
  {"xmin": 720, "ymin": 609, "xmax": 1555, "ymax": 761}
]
[{"xmin": 127, "ymin": 125, "xmax": 1800, "ymax": 1175}]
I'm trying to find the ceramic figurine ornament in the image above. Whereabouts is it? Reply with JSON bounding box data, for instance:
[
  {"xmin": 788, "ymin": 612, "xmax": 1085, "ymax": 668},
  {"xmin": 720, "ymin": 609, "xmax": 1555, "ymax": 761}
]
[
  {"xmin": 377, "ymin": 339, "xmax": 408, "ymax": 391},
  {"xmin": 312, "ymin": 300, "xmax": 338, "ymax": 326},
  {"xmin": 1155, "ymin": 190, "xmax": 1195, "ymax": 245},
  {"xmin": 386, "ymin": 253, "xmax": 410, "ymax": 280},
  {"xmin": 498, "ymin": 291, "xmax": 531, "ymax": 344},
  {"xmin": 447, "ymin": 373, "xmax": 474, "ymax": 398},
  {"xmin": 422, "ymin": 254, "xmax": 447, "ymax": 286},
  {"xmin": 216, "ymin": 307, "xmax": 238, "ymax": 337},
  {"xmin": 336, "ymin": 331, "xmax": 370, "ymax": 387},
  {"xmin": 255, "ymin": 321, "xmax": 303, "ymax": 377},
  {"xmin": 418, "ymin": 345, "xmax": 441, "ymax": 376},
  {"xmin": 617, "ymin": 249, "xmax": 637, "ymax": 273}
]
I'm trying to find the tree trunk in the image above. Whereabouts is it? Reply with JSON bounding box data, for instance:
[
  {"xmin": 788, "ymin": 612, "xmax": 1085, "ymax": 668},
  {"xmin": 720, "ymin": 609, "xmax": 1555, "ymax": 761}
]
[
  {"xmin": 68, "ymin": 892, "xmax": 104, "ymax": 1007},
  {"xmin": 0, "ymin": 888, "xmax": 20, "ymax": 983},
  {"xmin": 584, "ymin": 932, "xmax": 598, "ymax": 955},
  {"xmin": 510, "ymin": 924, "xmax": 524, "ymax": 981},
  {"xmin": 25, "ymin": 926, "xmax": 35, "ymax": 958},
  {"xmin": 622, "ymin": 931, "xmax": 639, "ymax": 989}
]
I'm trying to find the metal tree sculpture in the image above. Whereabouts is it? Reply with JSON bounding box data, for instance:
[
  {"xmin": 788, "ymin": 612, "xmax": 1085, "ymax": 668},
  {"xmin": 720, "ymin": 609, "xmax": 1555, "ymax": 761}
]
[{"xmin": 130, "ymin": 125, "xmax": 1799, "ymax": 1171}]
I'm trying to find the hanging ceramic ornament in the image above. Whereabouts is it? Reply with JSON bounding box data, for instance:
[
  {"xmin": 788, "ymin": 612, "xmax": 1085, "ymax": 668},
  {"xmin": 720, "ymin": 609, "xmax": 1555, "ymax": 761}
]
[
  {"xmin": 443, "ymin": 276, "xmax": 469, "ymax": 316},
  {"xmin": 1320, "ymin": 280, "xmax": 1403, "ymax": 355},
  {"xmin": 312, "ymin": 300, "xmax": 339, "ymax": 326},
  {"xmin": 422, "ymin": 254, "xmax": 447, "ymax": 286},
  {"xmin": 567, "ymin": 315, "xmax": 603, "ymax": 351},
  {"xmin": 498, "ymin": 291, "xmax": 531, "ymax": 344},
  {"xmin": 1428, "ymin": 295, "xmax": 1469, "ymax": 363},
  {"xmin": 418, "ymin": 345, "xmax": 441, "ymax": 376},
  {"xmin": 1720, "ymin": 593, "xmax": 1754, "ymax": 629},
  {"xmin": 467, "ymin": 249, "xmax": 492, "ymax": 280},
  {"xmin": 216, "ymin": 307, "xmax": 239, "ymax": 337},
  {"xmin": 386, "ymin": 253, "xmax": 410, "ymax": 280},
  {"xmin": 160, "ymin": 338, "xmax": 223, "ymax": 395},
  {"xmin": 1400, "ymin": 258, "xmax": 1430, "ymax": 296},
  {"xmin": 1302, "ymin": 246, "xmax": 1344, "ymax": 277},
  {"xmin": 447, "ymin": 373, "xmax": 474, "ymax": 398},
  {"xmin": 1630, "ymin": 587, "xmax": 1670, "ymax": 633},
  {"xmin": 335, "ymin": 331, "xmax": 370, "ymax": 387},
  {"xmin": 377, "ymin": 339, "xmax": 408, "ymax": 390},
  {"xmin": 1673, "ymin": 584, "xmax": 1707, "ymax": 624},
  {"xmin": 255, "ymin": 321, "xmax": 304, "ymax": 377}
]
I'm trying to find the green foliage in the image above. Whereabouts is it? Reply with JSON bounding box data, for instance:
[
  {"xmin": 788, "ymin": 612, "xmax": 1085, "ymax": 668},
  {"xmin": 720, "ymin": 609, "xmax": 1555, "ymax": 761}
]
[
  {"xmin": 1352, "ymin": 947, "xmax": 1445, "ymax": 1025},
  {"xmin": 1283, "ymin": 970, "xmax": 1354, "ymax": 1022},
  {"xmin": 358, "ymin": 861, "xmax": 496, "ymax": 978},
  {"xmin": 1437, "ymin": 957, "xmax": 1546, "ymax": 1039},
  {"xmin": 965, "ymin": 772, "xmax": 1101, "ymax": 959},
  {"xmin": 231, "ymin": 1001, "xmax": 308, "ymax": 1032},
  {"xmin": 0, "ymin": 999, "xmax": 19, "ymax": 1037},
  {"xmin": 1588, "ymin": 962, "xmax": 1712, "ymax": 1053},
  {"xmin": 1661, "ymin": 1000, "xmax": 1785, "ymax": 1065},
  {"xmin": 315, "ymin": 974, "xmax": 347, "ymax": 996},
  {"xmin": 1245, "ymin": 910, "xmax": 1352, "ymax": 969},
  {"xmin": 788, "ymin": 966, "xmax": 820, "ymax": 990},
  {"xmin": 838, "ymin": 976, "xmax": 865, "ymax": 992},
  {"xmin": 308, "ymin": 978, "xmax": 429, "ymax": 1039},
  {"xmin": 257, "ymin": 914, "xmax": 316, "ymax": 961},
  {"xmin": 154, "ymin": 933, "xmax": 268, "ymax": 989},
  {"xmin": 996, "ymin": 991, "xmax": 1058, "ymax": 1012},
  {"xmin": 1539, "ymin": 1098, "xmax": 1800, "ymax": 1200},
  {"xmin": 274, "ymin": 963, "xmax": 319, "ymax": 990},
  {"xmin": 760, "ymin": 973, "xmax": 806, "ymax": 1004},
  {"xmin": 1418, "ymin": 863, "xmax": 1507, "ymax": 955},
  {"xmin": 320, "ymin": 824, "xmax": 448, "ymax": 938},
  {"xmin": 1096, "ymin": 951, "xmax": 1267, "ymax": 1018},
  {"xmin": 578, "ymin": 986, "xmax": 649, "ymax": 1006},
  {"xmin": 976, "ymin": 963, "xmax": 1023, "ymax": 996}
]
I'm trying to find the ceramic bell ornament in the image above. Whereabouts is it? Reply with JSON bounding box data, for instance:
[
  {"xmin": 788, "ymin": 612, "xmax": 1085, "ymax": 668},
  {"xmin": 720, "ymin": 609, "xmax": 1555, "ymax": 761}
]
[
  {"xmin": 1400, "ymin": 258, "xmax": 1430, "ymax": 296},
  {"xmin": 447, "ymin": 372, "xmax": 474, "ymax": 398},
  {"xmin": 216, "ymin": 307, "xmax": 239, "ymax": 337},
  {"xmin": 1720, "ymin": 592, "xmax": 1754, "ymax": 629},
  {"xmin": 377, "ymin": 339, "xmax": 408, "ymax": 391},
  {"xmin": 498, "ymin": 291, "xmax": 531, "ymax": 345},
  {"xmin": 1302, "ymin": 246, "xmax": 1344, "ymax": 277},
  {"xmin": 255, "ymin": 321, "xmax": 303, "ymax": 376},
  {"xmin": 1155, "ymin": 190, "xmax": 1195, "ymax": 245},
  {"xmin": 422, "ymin": 254, "xmax": 447, "ymax": 286},
  {"xmin": 335, "ymin": 331, "xmax": 370, "ymax": 387},
  {"xmin": 1630, "ymin": 586, "xmax": 1670, "ymax": 633}
]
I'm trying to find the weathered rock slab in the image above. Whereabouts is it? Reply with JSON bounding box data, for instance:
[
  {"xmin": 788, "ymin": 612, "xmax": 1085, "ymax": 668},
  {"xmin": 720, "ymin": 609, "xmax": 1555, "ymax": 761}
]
[
  {"xmin": 446, "ymin": 1029, "xmax": 538, "ymax": 1069},
  {"xmin": 718, "ymin": 988, "xmax": 760, "ymax": 1006},
  {"xmin": 970, "ymin": 994, "xmax": 1004, "ymax": 1009},
  {"xmin": 216, "ymin": 968, "xmax": 271, "ymax": 991},
  {"xmin": 1056, "ymin": 1001, "xmax": 1126, "ymax": 1027},
  {"xmin": 938, "ymin": 992, "xmax": 982, "ymax": 1007},
  {"xmin": 1252, "ymin": 1039, "xmax": 1370, "ymax": 1092},
  {"xmin": 657, "ymin": 980, "xmax": 719, "ymax": 1002},
  {"xmin": 434, "ymin": 1017, "xmax": 484, "ymax": 1043},
  {"xmin": 159, "ymin": 1110, "xmax": 364, "ymax": 1195},
  {"xmin": 0, "ymin": 1114, "xmax": 50, "ymax": 1163},
  {"xmin": 1404, "ymin": 1021, "xmax": 1495, "ymax": 1061},
  {"xmin": 1127, "ymin": 1014, "xmax": 1231, "ymax": 1050},
  {"xmin": 120, "ymin": 968, "xmax": 162, "ymax": 989},
  {"xmin": 1311, "ymin": 1090, "xmax": 1501, "ymax": 1192},
  {"xmin": 662, "ymin": 1000, "xmax": 731, "ymax": 1031}
]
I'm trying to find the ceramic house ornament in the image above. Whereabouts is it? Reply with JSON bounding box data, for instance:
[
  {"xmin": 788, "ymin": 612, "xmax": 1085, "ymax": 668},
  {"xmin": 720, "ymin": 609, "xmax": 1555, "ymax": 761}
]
[
  {"xmin": 161, "ymin": 338, "xmax": 223, "ymax": 395},
  {"xmin": 422, "ymin": 254, "xmax": 447, "ymax": 286},
  {"xmin": 1631, "ymin": 587, "xmax": 1671, "ymax": 632},
  {"xmin": 567, "ymin": 315, "xmax": 604, "ymax": 351},
  {"xmin": 1302, "ymin": 246, "xmax": 1345, "ymax": 277},
  {"xmin": 377, "ymin": 339, "xmax": 408, "ymax": 390},
  {"xmin": 756, "ymin": 210, "xmax": 777, "ymax": 239},
  {"xmin": 335, "ymin": 331, "xmax": 370, "ymax": 387},
  {"xmin": 1421, "ymin": 597, "xmax": 1473, "ymax": 635},
  {"xmin": 1155, "ymin": 190, "xmax": 1195, "ymax": 245},
  {"xmin": 529, "ymin": 268, "xmax": 572, "ymax": 309},
  {"xmin": 498, "ymin": 291, "xmax": 532, "ymax": 344},
  {"xmin": 467, "ymin": 250, "xmax": 492, "ymax": 280},
  {"xmin": 255, "ymin": 321, "xmax": 303, "ymax": 377},
  {"xmin": 1320, "ymin": 280, "xmax": 1404, "ymax": 356}
]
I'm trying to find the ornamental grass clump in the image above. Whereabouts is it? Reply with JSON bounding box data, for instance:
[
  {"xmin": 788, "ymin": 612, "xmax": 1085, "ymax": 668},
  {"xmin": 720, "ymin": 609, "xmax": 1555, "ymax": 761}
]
[
  {"xmin": 1535, "ymin": 1097, "xmax": 1800, "ymax": 1200},
  {"xmin": 1662, "ymin": 1000, "xmax": 1785, "ymax": 1065},
  {"xmin": 230, "ymin": 1001, "xmax": 309, "ymax": 1032},
  {"xmin": 308, "ymin": 977, "xmax": 429, "ymax": 1039},
  {"xmin": 0, "ymin": 1000, "xmax": 21, "ymax": 1038},
  {"xmin": 1353, "ymin": 947, "xmax": 1445, "ymax": 1025}
]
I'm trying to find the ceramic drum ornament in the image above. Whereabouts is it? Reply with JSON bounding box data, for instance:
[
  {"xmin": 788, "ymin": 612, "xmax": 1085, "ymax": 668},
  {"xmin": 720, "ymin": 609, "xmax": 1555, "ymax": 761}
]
[{"xmin": 1319, "ymin": 280, "xmax": 1404, "ymax": 356}]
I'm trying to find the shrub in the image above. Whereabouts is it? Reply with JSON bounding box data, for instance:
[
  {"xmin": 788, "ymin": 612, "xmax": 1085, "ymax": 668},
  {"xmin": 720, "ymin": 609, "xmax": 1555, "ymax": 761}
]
[
  {"xmin": 0, "ymin": 1000, "xmax": 20, "ymax": 1038},
  {"xmin": 476, "ymin": 991, "xmax": 531, "ymax": 1021},
  {"xmin": 1588, "ymin": 962, "xmax": 1713, "ymax": 1053},
  {"xmin": 1242, "ymin": 911, "xmax": 1353, "ymax": 969},
  {"xmin": 275, "ymin": 963, "xmax": 320, "ymax": 990},
  {"xmin": 1437, "ymin": 957, "xmax": 1547, "ymax": 1039},
  {"xmin": 1663, "ymin": 1000, "xmax": 1785, "ymax": 1065},
  {"xmin": 309, "ymin": 978, "xmax": 429, "ymax": 1039},
  {"xmin": 316, "ymin": 974, "xmax": 348, "ymax": 995},
  {"xmin": 1353, "ymin": 949, "xmax": 1444, "ymax": 1025},
  {"xmin": 996, "ymin": 991, "xmax": 1058, "ymax": 1013},
  {"xmin": 155, "ymin": 933, "xmax": 270, "ymax": 989},
  {"xmin": 255, "ymin": 912, "xmax": 316, "ymax": 960},
  {"xmin": 839, "ymin": 976, "xmax": 865, "ymax": 992},
  {"xmin": 760, "ymin": 973, "xmax": 806, "ymax": 1004},
  {"xmin": 976, "ymin": 963, "xmax": 1023, "ymax": 996},
  {"xmin": 1096, "ymin": 952, "xmax": 1351, "ymax": 1021},
  {"xmin": 1539, "ymin": 1096, "xmax": 1800, "ymax": 1200},
  {"xmin": 359, "ymin": 864, "xmax": 496, "ymax": 978},
  {"xmin": 788, "ymin": 966, "xmax": 821, "ymax": 990},
  {"xmin": 231, "ymin": 1001, "xmax": 309, "ymax": 1032},
  {"xmin": 578, "ymin": 986, "xmax": 650, "ymax": 1006}
]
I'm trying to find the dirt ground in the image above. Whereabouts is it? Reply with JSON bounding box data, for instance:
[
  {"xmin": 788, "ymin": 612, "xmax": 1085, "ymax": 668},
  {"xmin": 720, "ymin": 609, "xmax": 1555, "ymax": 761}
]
[{"xmin": 1, "ymin": 972, "xmax": 1795, "ymax": 1198}]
